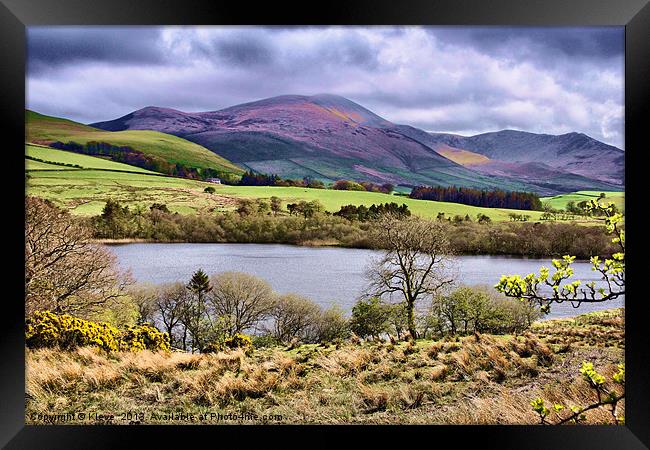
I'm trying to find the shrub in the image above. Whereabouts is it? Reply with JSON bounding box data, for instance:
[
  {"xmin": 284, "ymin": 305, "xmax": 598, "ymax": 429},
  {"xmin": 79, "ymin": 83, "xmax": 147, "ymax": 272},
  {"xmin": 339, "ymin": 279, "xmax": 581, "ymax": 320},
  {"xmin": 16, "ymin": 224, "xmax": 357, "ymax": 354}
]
[
  {"xmin": 119, "ymin": 323, "xmax": 171, "ymax": 352},
  {"xmin": 251, "ymin": 334, "xmax": 280, "ymax": 348},
  {"xmin": 350, "ymin": 297, "xmax": 391, "ymax": 338},
  {"xmin": 224, "ymin": 333, "xmax": 253, "ymax": 350},
  {"xmin": 331, "ymin": 180, "xmax": 366, "ymax": 191},
  {"xmin": 26, "ymin": 310, "xmax": 119, "ymax": 352},
  {"xmin": 25, "ymin": 311, "xmax": 171, "ymax": 352},
  {"xmin": 203, "ymin": 332, "xmax": 253, "ymax": 353},
  {"xmin": 310, "ymin": 306, "xmax": 350, "ymax": 343}
]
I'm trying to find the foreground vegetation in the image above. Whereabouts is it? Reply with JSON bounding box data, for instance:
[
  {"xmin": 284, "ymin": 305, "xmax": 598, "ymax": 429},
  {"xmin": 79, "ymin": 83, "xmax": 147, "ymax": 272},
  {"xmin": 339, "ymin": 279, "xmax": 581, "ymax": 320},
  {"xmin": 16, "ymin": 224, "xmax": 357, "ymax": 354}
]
[
  {"xmin": 24, "ymin": 193, "xmax": 625, "ymax": 425},
  {"xmin": 25, "ymin": 308, "xmax": 623, "ymax": 425}
]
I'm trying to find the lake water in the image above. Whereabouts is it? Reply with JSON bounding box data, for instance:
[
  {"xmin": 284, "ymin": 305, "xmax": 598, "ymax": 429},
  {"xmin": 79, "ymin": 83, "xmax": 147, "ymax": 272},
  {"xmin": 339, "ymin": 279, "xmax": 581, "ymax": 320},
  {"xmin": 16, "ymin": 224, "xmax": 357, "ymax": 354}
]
[{"xmin": 108, "ymin": 243, "xmax": 624, "ymax": 319}]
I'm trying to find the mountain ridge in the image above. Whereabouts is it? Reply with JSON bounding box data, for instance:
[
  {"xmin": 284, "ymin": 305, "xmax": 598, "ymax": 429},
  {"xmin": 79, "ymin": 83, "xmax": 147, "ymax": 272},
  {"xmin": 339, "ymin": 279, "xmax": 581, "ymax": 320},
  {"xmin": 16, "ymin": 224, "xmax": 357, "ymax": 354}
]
[{"xmin": 86, "ymin": 94, "xmax": 625, "ymax": 195}]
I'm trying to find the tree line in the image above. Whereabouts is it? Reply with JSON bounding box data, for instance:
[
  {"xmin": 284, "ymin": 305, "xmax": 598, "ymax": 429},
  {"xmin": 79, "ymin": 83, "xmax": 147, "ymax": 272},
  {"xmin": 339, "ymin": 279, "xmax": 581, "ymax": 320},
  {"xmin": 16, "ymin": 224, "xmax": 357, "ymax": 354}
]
[
  {"xmin": 410, "ymin": 185, "xmax": 543, "ymax": 211},
  {"xmin": 350, "ymin": 287, "xmax": 541, "ymax": 341},
  {"xmin": 129, "ymin": 270, "xmax": 350, "ymax": 352},
  {"xmin": 26, "ymin": 196, "xmax": 541, "ymax": 352},
  {"xmin": 334, "ymin": 202, "xmax": 410, "ymax": 222},
  {"xmin": 88, "ymin": 198, "xmax": 617, "ymax": 258},
  {"xmin": 49, "ymin": 141, "xmax": 238, "ymax": 183},
  {"xmin": 237, "ymin": 170, "xmax": 395, "ymax": 194}
]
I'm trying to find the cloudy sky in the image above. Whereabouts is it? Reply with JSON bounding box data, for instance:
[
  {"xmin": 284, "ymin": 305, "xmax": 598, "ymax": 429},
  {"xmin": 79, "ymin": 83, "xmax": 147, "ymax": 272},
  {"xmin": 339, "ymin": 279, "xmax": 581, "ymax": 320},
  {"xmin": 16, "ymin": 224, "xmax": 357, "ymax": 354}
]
[{"xmin": 26, "ymin": 26, "xmax": 625, "ymax": 148}]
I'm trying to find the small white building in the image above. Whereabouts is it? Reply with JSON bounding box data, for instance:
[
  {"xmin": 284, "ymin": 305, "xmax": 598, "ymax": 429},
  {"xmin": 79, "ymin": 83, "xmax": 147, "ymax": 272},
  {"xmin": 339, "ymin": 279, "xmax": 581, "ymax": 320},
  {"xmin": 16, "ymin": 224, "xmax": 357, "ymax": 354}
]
[{"xmin": 206, "ymin": 178, "xmax": 222, "ymax": 184}]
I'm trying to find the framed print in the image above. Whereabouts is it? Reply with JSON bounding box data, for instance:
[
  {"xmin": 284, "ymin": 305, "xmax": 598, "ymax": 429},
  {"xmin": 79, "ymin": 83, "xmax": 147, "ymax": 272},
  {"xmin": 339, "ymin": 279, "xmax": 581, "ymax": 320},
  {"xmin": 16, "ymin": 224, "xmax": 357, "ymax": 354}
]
[{"xmin": 2, "ymin": 0, "xmax": 649, "ymax": 447}]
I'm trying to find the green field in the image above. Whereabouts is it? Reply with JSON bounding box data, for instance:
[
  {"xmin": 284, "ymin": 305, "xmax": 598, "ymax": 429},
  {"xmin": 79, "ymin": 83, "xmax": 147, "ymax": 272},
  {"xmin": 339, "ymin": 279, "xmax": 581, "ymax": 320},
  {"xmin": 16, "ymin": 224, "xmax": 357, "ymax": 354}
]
[
  {"xmin": 541, "ymin": 191, "xmax": 624, "ymax": 212},
  {"xmin": 27, "ymin": 168, "xmax": 548, "ymax": 220},
  {"xmin": 25, "ymin": 149, "xmax": 548, "ymax": 221},
  {"xmin": 26, "ymin": 110, "xmax": 244, "ymax": 175},
  {"xmin": 26, "ymin": 164, "xmax": 239, "ymax": 215},
  {"xmin": 214, "ymin": 185, "xmax": 549, "ymax": 221},
  {"xmin": 26, "ymin": 145, "xmax": 621, "ymax": 222},
  {"xmin": 26, "ymin": 144, "xmax": 157, "ymax": 173}
]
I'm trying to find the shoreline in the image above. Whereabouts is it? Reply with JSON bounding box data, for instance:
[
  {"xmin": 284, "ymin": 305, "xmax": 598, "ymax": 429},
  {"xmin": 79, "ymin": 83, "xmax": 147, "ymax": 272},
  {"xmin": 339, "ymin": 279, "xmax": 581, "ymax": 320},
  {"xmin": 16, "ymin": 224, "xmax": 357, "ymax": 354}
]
[{"xmin": 95, "ymin": 238, "xmax": 596, "ymax": 261}]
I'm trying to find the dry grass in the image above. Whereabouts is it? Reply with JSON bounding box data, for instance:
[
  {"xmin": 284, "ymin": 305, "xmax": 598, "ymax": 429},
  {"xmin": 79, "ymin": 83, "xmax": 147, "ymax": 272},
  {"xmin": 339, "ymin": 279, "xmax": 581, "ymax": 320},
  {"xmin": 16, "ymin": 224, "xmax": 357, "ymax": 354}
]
[{"xmin": 26, "ymin": 309, "xmax": 624, "ymax": 425}]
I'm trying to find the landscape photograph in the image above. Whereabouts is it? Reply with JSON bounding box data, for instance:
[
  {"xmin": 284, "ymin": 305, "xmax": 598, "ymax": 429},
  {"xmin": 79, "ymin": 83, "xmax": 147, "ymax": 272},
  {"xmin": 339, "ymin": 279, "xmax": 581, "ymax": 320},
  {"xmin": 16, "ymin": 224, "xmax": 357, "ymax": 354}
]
[{"xmin": 25, "ymin": 25, "xmax": 625, "ymax": 425}]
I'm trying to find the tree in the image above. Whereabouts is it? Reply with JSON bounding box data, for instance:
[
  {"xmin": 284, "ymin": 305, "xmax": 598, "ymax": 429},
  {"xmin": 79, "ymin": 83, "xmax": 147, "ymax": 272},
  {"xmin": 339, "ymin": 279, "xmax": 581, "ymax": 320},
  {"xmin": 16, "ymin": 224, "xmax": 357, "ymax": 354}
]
[
  {"xmin": 155, "ymin": 282, "xmax": 191, "ymax": 349},
  {"xmin": 332, "ymin": 180, "xmax": 366, "ymax": 191},
  {"xmin": 97, "ymin": 199, "xmax": 137, "ymax": 238},
  {"xmin": 184, "ymin": 269, "xmax": 212, "ymax": 352},
  {"xmin": 208, "ymin": 272, "xmax": 276, "ymax": 335},
  {"xmin": 204, "ymin": 186, "xmax": 216, "ymax": 194},
  {"xmin": 268, "ymin": 294, "xmax": 321, "ymax": 343},
  {"xmin": 387, "ymin": 302, "xmax": 409, "ymax": 339},
  {"xmin": 127, "ymin": 283, "xmax": 158, "ymax": 325},
  {"xmin": 294, "ymin": 200, "xmax": 323, "ymax": 218},
  {"xmin": 236, "ymin": 199, "xmax": 256, "ymax": 216},
  {"xmin": 495, "ymin": 200, "xmax": 625, "ymax": 424},
  {"xmin": 25, "ymin": 196, "xmax": 131, "ymax": 316},
  {"xmin": 365, "ymin": 215, "xmax": 456, "ymax": 338},
  {"xmin": 310, "ymin": 305, "xmax": 350, "ymax": 343},
  {"xmin": 496, "ymin": 200, "xmax": 624, "ymax": 313},
  {"xmin": 350, "ymin": 297, "xmax": 391, "ymax": 339},
  {"xmin": 531, "ymin": 361, "xmax": 624, "ymax": 425},
  {"xmin": 270, "ymin": 196, "xmax": 282, "ymax": 216}
]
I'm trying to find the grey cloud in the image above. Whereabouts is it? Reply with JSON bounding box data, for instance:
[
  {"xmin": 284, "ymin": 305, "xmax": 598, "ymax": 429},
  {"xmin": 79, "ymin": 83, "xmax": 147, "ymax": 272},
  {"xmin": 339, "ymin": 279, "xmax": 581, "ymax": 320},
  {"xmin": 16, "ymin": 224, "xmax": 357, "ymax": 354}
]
[
  {"xmin": 429, "ymin": 26, "xmax": 623, "ymax": 61},
  {"xmin": 26, "ymin": 26, "xmax": 624, "ymax": 148},
  {"xmin": 27, "ymin": 26, "xmax": 166, "ymax": 75}
]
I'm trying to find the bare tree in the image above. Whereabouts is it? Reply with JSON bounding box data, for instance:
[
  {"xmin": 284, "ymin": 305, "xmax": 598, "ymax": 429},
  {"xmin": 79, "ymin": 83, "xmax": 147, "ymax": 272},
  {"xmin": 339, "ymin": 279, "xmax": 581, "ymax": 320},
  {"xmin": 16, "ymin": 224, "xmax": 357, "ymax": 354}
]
[
  {"xmin": 155, "ymin": 282, "xmax": 191, "ymax": 349},
  {"xmin": 127, "ymin": 283, "xmax": 158, "ymax": 324},
  {"xmin": 208, "ymin": 272, "xmax": 276, "ymax": 335},
  {"xmin": 365, "ymin": 215, "xmax": 456, "ymax": 338},
  {"xmin": 268, "ymin": 293, "xmax": 321, "ymax": 343},
  {"xmin": 25, "ymin": 196, "xmax": 131, "ymax": 317}
]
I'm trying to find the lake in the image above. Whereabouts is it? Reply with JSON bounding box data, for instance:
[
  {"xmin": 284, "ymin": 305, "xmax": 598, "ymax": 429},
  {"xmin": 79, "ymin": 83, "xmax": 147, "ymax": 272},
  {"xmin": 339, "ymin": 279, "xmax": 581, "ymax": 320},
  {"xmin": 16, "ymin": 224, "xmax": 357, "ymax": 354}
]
[{"xmin": 108, "ymin": 243, "xmax": 624, "ymax": 319}]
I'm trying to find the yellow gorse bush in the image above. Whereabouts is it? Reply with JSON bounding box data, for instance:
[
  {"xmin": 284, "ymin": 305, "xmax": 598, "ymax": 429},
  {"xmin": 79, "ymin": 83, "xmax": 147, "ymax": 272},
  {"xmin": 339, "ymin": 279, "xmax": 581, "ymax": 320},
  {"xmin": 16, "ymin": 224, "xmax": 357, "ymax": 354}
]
[
  {"xmin": 223, "ymin": 332, "xmax": 253, "ymax": 350},
  {"xmin": 203, "ymin": 332, "xmax": 253, "ymax": 354},
  {"xmin": 25, "ymin": 310, "xmax": 170, "ymax": 352},
  {"xmin": 119, "ymin": 323, "xmax": 171, "ymax": 352}
]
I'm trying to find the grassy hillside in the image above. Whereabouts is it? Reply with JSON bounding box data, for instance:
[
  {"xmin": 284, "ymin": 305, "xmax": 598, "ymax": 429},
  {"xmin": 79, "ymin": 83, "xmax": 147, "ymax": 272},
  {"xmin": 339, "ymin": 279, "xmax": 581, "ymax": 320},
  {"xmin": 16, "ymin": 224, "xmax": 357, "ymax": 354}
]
[
  {"xmin": 27, "ymin": 146, "xmax": 620, "ymax": 224},
  {"xmin": 215, "ymin": 185, "xmax": 548, "ymax": 222},
  {"xmin": 26, "ymin": 144, "xmax": 156, "ymax": 173},
  {"xmin": 26, "ymin": 308, "xmax": 624, "ymax": 425},
  {"xmin": 26, "ymin": 151, "xmax": 548, "ymax": 221},
  {"xmin": 26, "ymin": 110, "xmax": 244, "ymax": 176},
  {"xmin": 541, "ymin": 191, "xmax": 624, "ymax": 212}
]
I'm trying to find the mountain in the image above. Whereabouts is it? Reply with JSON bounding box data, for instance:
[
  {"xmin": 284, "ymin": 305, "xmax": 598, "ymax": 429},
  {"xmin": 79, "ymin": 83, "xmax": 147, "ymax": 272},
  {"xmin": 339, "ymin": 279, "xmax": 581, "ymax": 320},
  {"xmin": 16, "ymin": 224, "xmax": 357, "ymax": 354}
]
[
  {"xmin": 426, "ymin": 130, "xmax": 624, "ymax": 186},
  {"xmin": 90, "ymin": 94, "xmax": 624, "ymax": 194}
]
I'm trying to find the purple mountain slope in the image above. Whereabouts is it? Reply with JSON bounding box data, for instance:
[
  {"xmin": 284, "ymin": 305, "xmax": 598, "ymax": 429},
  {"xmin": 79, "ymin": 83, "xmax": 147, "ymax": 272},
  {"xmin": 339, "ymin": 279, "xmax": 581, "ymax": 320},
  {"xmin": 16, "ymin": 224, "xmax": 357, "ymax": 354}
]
[
  {"xmin": 426, "ymin": 130, "xmax": 624, "ymax": 186},
  {"xmin": 91, "ymin": 94, "xmax": 623, "ymax": 194}
]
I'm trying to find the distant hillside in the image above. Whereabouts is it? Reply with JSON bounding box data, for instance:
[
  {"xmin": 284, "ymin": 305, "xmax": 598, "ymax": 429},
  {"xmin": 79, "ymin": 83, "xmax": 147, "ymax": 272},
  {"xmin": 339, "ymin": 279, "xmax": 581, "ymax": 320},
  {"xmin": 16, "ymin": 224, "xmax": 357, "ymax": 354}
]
[
  {"xmin": 434, "ymin": 146, "xmax": 491, "ymax": 166},
  {"xmin": 427, "ymin": 129, "xmax": 624, "ymax": 187},
  {"xmin": 89, "ymin": 94, "xmax": 624, "ymax": 195},
  {"xmin": 89, "ymin": 95, "xmax": 548, "ymax": 194},
  {"xmin": 26, "ymin": 110, "xmax": 245, "ymax": 179}
]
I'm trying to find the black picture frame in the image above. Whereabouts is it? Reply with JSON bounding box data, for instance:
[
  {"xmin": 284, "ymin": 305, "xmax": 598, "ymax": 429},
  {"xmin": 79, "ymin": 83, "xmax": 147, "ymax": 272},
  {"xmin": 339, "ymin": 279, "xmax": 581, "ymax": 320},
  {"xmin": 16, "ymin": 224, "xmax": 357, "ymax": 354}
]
[{"xmin": 2, "ymin": 0, "xmax": 648, "ymax": 448}]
